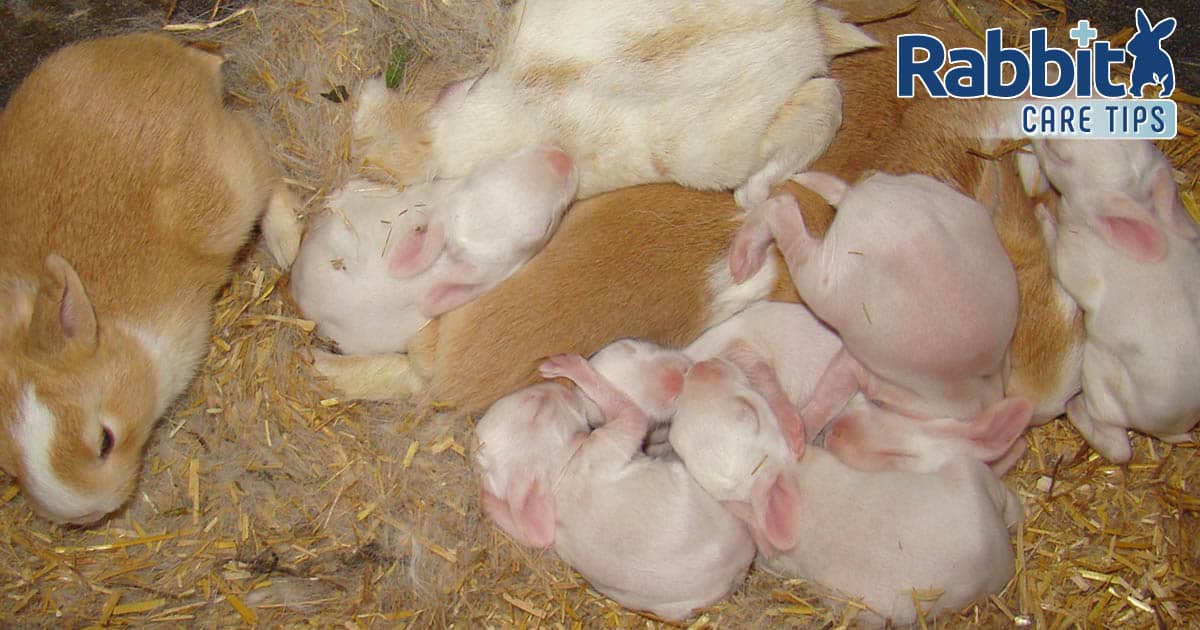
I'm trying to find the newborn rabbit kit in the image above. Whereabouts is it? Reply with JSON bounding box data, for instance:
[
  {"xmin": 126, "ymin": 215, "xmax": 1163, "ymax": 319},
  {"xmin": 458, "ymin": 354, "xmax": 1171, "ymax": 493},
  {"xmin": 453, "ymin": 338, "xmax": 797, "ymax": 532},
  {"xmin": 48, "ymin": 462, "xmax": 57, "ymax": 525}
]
[{"xmin": 1, "ymin": 0, "xmax": 1199, "ymax": 628}]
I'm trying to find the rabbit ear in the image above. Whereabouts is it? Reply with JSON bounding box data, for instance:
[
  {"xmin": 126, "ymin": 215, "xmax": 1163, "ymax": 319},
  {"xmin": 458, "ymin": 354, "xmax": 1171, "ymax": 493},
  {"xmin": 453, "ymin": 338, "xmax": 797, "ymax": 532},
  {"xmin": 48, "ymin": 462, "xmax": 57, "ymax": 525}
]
[
  {"xmin": 750, "ymin": 470, "xmax": 800, "ymax": 556},
  {"xmin": 725, "ymin": 343, "xmax": 807, "ymax": 458},
  {"xmin": 1135, "ymin": 7, "xmax": 1152, "ymax": 33},
  {"xmin": 955, "ymin": 397, "xmax": 1033, "ymax": 463},
  {"xmin": 388, "ymin": 220, "xmax": 446, "ymax": 278},
  {"xmin": 420, "ymin": 280, "xmax": 484, "ymax": 317},
  {"xmin": 508, "ymin": 476, "xmax": 556, "ymax": 548},
  {"xmin": 417, "ymin": 257, "xmax": 484, "ymax": 317},
  {"xmin": 27, "ymin": 254, "xmax": 98, "ymax": 360},
  {"xmin": 1095, "ymin": 211, "xmax": 1167, "ymax": 263},
  {"xmin": 1153, "ymin": 16, "xmax": 1177, "ymax": 38},
  {"xmin": 480, "ymin": 473, "xmax": 556, "ymax": 549}
]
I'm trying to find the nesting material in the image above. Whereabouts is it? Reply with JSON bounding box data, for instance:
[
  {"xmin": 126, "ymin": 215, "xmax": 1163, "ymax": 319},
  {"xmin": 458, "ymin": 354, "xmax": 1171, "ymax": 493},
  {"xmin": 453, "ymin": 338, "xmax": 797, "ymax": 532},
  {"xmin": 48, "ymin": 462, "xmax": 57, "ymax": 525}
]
[{"xmin": 1, "ymin": 0, "xmax": 1198, "ymax": 627}]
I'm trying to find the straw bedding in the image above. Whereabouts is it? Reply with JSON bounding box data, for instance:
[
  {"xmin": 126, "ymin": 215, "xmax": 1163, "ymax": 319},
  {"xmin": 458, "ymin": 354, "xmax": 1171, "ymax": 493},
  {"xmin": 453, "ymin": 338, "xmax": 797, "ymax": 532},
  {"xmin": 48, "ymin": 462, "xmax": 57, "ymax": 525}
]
[{"xmin": 1, "ymin": 0, "xmax": 1197, "ymax": 627}]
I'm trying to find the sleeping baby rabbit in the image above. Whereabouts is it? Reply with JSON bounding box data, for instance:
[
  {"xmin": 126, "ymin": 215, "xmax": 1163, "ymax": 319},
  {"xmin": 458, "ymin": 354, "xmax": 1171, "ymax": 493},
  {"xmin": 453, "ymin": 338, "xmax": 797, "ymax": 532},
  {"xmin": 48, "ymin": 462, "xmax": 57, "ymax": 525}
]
[{"xmin": 290, "ymin": 145, "xmax": 577, "ymax": 354}]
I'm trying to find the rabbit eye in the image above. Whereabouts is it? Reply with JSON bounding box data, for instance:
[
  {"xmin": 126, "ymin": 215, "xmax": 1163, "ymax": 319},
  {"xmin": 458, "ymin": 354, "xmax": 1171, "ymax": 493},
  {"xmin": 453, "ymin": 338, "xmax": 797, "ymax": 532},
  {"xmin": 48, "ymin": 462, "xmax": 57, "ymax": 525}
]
[{"xmin": 100, "ymin": 427, "xmax": 114, "ymax": 459}]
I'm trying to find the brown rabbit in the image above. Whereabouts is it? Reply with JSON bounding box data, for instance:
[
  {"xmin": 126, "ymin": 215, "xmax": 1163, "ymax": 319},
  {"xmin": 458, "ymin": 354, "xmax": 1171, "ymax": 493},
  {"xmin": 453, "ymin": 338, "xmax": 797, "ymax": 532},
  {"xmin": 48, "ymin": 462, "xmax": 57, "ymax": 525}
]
[
  {"xmin": 312, "ymin": 184, "xmax": 803, "ymax": 413},
  {"xmin": 314, "ymin": 1, "xmax": 1081, "ymax": 421},
  {"xmin": 981, "ymin": 158, "xmax": 1084, "ymax": 424},
  {"xmin": 0, "ymin": 33, "xmax": 300, "ymax": 524}
]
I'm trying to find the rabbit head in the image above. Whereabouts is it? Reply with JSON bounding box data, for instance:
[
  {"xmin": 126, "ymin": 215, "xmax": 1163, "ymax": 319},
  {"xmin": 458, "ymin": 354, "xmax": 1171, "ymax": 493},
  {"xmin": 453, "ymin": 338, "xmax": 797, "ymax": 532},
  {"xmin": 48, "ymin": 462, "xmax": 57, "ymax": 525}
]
[{"xmin": 0, "ymin": 256, "xmax": 158, "ymax": 525}]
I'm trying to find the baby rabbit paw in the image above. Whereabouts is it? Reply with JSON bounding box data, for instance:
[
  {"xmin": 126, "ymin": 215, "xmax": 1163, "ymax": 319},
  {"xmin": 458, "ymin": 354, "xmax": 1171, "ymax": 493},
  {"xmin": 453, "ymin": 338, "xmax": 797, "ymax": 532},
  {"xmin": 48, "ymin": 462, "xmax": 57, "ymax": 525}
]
[{"xmin": 729, "ymin": 208, "xmax": 774, "ymax": 283}]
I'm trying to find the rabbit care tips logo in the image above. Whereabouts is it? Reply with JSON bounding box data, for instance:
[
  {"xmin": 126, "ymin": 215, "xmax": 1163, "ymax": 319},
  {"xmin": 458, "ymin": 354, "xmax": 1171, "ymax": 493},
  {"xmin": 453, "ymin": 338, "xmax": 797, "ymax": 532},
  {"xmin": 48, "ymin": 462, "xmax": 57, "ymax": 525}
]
[{"xmin": 896, "ymin": 8, "xmax": 1178, "ymax": 139}]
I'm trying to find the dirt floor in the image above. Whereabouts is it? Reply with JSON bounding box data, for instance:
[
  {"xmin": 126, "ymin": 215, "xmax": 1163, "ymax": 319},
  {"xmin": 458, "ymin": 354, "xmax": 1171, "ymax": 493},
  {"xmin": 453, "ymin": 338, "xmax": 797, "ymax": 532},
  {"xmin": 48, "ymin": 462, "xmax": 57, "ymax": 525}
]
[{"xmin": 1, "ymin": 1, "xmax": 1198, "ymax": 628}]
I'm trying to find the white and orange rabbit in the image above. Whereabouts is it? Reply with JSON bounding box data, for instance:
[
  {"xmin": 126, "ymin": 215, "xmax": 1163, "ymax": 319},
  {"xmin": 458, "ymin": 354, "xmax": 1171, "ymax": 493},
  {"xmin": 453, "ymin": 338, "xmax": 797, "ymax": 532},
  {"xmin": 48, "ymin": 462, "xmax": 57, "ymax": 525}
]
[
  {"xmin": 353, "ymin": 0, "xmax": 877, "ymax": 208},
  {"xmin": 0, "ymin": 33, "xmax": 300, "ymax": 524}
]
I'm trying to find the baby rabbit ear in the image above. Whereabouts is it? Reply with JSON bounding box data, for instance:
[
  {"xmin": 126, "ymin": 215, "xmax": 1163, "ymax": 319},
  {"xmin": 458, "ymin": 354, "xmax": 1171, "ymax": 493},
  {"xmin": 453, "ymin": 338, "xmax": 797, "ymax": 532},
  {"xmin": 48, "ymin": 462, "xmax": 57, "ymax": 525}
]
[
  {"xmin": 510, "ymin": 476, "xmax": 556, "ymax": 549},
  {"xmin": 388, "ymin": 220, "xmax": 446, "ymax": 278},
  {"xmin": 420, "ymin": 280, "xmax": 483, "ymax": 318},
  {"xmin": 957, "ymin": 397, "xmax": 1033, "ymax": 464},
  {"xmin": 27, "ymin": 254, "xmax": 97, "ymax": 359},
  {"xmin": 417, "ymin": 257, "xmax": 484, "ymax": 317},
  {"xmin": 481, "ymin": 475, "xmax": 556, "ymax": 549},
  {"xmin": 1094, "ymin": 196, "xmax": 1168, "ymax": 263},
  {"xmin": 750, "ymin": 471, "xmax": 800, "ymax": 556},
  {"xmin": 724, "ymin": 343, "xmax": 807, "ymax": 457},
  {"xmin": 480, "ymin": 490, "xmax": 526, "ymax": 546}
]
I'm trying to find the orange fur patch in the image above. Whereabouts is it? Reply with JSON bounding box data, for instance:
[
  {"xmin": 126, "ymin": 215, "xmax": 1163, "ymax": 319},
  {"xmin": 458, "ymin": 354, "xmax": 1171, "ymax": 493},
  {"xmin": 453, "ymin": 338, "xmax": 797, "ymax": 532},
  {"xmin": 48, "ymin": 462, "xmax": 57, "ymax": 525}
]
[
  {"xmin": 516, "ymin": 58, "xmax": 586, "ymax": 91},
  {"xmin": 413, "ymin": 185, "xmax": 751, "ymax": 414},
  {"xmin": 620, "ymin": 12, "xmax": 776, "ymax": 65},
  {"xmin": 990, "ymin": 165, "xmax": 1083, "ymax": 404}
]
